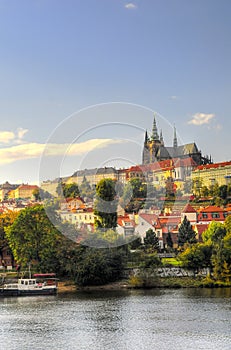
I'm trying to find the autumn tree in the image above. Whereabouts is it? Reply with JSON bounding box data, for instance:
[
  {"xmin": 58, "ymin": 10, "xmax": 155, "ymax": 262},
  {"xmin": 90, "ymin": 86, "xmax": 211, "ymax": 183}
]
[
  {"xmin": 5, "ymin": 205, "xmax": 63, "ymax": 271},
  {"xmin": 0, "ymin": 210, "xmax": 18, "ymax": 261}
]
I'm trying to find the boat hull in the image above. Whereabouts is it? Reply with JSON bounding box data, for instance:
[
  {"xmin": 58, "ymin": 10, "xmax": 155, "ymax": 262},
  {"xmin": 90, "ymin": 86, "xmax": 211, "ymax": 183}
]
[{"xmin": 0, "ymin": 288, "xmax": 57, "ymax": 297}]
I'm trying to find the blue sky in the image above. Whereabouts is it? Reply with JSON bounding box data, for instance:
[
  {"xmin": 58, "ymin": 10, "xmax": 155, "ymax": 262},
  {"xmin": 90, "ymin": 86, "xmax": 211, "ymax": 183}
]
[{"xmin": 0, "ymin": 0, "xmax": 230, "ymax": 184}]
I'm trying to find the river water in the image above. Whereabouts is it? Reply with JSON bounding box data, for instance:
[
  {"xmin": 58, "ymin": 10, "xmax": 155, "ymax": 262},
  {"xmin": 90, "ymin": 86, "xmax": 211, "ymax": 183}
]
[{"xmin": 0, "ymin": 288, "xmax": 230, "ymax": 350}]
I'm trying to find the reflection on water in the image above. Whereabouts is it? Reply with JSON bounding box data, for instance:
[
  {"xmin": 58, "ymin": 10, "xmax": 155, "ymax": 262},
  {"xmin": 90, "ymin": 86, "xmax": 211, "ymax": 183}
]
[{"xmin": 0, "ymin": 288, "xmax": 230, "ymax": 350}]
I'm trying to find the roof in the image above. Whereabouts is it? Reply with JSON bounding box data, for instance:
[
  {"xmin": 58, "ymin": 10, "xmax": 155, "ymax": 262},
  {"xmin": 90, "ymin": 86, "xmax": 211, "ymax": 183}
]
[
  {"xmin": 117, "ymin": 216, "xmax": 136, "ymax": 227},
  {"xmin": 17, "ymin": 184, "xmax": 38, "ymax": 190},
  {"xmin": 182, "ymin": 203, "xmax": 197, "ymax": 213},
  {"xmin": 198, "ymin": 205, "xmax": 226, "ymax": 213},
  {"xmin": 139, "ymin": 213, "xmax": 158, "ymax": 226},
  {"xmin": 193, "ymin": 223, "xmax": 209, "ymax": 235},
  {"xmin": 195, "ymin": 161, "xmax": 231, "ymax": 171}
]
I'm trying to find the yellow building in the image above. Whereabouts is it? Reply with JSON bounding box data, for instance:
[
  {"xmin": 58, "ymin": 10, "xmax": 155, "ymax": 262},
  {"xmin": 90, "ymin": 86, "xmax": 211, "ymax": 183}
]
[
  {"xmin": 13, "ymin": 184, "xmax": 39, "ymax": 199},
  {"xmin": 192, "ymin": 161, "xmax": 231, "ymax": 187}
]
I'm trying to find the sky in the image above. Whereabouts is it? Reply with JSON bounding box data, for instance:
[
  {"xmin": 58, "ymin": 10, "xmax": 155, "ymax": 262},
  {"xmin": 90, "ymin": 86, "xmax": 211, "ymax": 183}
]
[{"xmin": 0, "ymin": 0, "xmax": 230, "ymax": 185}]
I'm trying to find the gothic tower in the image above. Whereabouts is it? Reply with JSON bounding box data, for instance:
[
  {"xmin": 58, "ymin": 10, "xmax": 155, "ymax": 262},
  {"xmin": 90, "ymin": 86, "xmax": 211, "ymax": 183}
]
[{"xmin": 142, "ymin": 115, "xmax": 162, "ymax": 164}]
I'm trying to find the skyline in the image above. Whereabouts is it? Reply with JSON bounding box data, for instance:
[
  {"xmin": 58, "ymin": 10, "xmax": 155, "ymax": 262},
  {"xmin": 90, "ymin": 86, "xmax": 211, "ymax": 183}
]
[{"xmin": 0, "ymin": 1, "xmax": 230, "ymax": 184}]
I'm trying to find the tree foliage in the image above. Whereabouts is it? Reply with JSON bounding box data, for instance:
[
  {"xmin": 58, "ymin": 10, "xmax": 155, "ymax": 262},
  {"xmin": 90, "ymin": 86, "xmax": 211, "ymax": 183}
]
[
  {"xmin": 94, "ymin": 178, "xmax": 118, "ymax": 229},
  {"xmin": 74, "ymin": 247, "xmax": 125, "ymax": 286},
  {"xmin": 143, "ymin": 228, "xmax": 159, "ymax": 252},
  {"xmin": 5, "ymin": 205, "xmax": 62, "ymax": 271},
  {"xmin": 79, "ymin": 176, "xmax": 94, "ymax": 199},
  {"xmin": 178, "ymin": 216, "xmax": 197, "ymax": 247},
  {"xmin": 62, "ymin": 183, "xmax": 80, "ymax": 198},
  {"xmin": 0, "ymin": 210, "xmax": 19, "ymax": 259}
]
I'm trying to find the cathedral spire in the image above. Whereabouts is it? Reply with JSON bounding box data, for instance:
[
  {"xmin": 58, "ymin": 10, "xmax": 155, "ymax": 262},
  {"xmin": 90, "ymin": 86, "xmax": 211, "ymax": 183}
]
[
  {"xmin": 160, "ymin": 129, "xmax": 164, "ymax": 145},
  {"xmin": 152, "ymin": 114, "xmax": 159, "ymax": 141},
  {"xmin": 173, "ymin": 125, "xmax": 178, "ymax": 148},
  {"xmin": 144, "ymin": 130, "xmax": 148, "ymax": 145}
]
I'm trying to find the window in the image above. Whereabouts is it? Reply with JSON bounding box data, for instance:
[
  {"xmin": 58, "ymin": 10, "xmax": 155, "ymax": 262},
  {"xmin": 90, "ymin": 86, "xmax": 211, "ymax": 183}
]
[
  {"xmin": 202, "ymin": 213, "xmax": 208, "ymax": 218},
  {"xmin": 212, "ymin": 213, "xmax": 220, "ymax": 218}
]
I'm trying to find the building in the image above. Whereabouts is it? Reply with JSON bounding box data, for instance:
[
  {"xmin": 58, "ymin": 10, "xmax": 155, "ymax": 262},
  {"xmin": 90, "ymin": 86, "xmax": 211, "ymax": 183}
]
[
  {"xmin": 142, "ymin": 115, "xmax": 211, "ymax": 166},
  {"xmin": 192, "ymin": 161, "xmax": 231, "ymax": 188},
  {"xmin": 12, "ymin": 184, "xmax": 39, "ymax": 199},
  {"xmin": 0, "ymin": 182, "xmax": 18, "ymax": 201},
  {"xmin": 68, "ymin": 167, "xmax": 118, "ymax": 187}
]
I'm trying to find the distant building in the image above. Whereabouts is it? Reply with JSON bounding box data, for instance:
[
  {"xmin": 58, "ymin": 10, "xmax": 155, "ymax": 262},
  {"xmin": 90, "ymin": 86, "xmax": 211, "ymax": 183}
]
[
  {"xmin": 0, "ymin": 182, "xmax": 18, "ymax": 201},
  {"xmin": 192, "ymin": 161, "xmax": 231, "ymax": 187},
  {"xmin": 12, "ymin": 184, "xmax": 39, "ymax": 199},
  {"xmin": 142, "ymin": 115, "xmax": 211, "ymax": 166}
]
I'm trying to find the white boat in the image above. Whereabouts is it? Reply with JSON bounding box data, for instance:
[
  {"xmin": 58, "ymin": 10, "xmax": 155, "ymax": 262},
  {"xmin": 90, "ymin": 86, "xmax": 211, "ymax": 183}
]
[{"xmin": 0, "ymin": 273, "xmax": 58, "ymax": 296}]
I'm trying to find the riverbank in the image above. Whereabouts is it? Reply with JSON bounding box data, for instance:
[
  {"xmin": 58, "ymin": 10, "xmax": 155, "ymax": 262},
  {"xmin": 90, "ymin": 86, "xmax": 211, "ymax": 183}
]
[{"xmin": 57, "ymin": 276, "xmax": 231, "ymax": 293}]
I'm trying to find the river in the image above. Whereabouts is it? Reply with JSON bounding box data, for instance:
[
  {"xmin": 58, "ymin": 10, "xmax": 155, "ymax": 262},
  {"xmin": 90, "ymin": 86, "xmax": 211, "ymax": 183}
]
[{"xmin": 0, "ymin": 288, "xmax": 230, "ymax": 350}]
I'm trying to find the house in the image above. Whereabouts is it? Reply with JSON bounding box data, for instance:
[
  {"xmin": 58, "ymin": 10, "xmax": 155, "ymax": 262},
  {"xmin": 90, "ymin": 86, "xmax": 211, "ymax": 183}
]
[
  {"xmin": 181, "ymin": 203, "xmax": 197, "ymax": 223},
  {"xmin": 134, "ymin": 213, "xmax": 159, "ymax": 241},
  {"xmin": 12, "ymin": 184, "xmax": 39, "ymax": 199},
  {"xmin": 197, "ymin": 205, "xmax": 229, "ymax": 224},
  {"xmin": 117, "ymin": 215, "xmax": 136, "ymax": 237}
]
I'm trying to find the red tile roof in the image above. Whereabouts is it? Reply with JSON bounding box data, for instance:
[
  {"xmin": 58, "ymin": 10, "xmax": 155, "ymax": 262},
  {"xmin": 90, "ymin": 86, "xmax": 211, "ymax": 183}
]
[
  {"xmin": 198, "ymin": 205, "xmax": 226, "ymax": 213},
  {"xmin": 195, "ymin": 161, "xmax": 231, "ymax": 171},
  {"xmin": 182, "ymin": 203, "xmax": 197, "ymax": 213}
]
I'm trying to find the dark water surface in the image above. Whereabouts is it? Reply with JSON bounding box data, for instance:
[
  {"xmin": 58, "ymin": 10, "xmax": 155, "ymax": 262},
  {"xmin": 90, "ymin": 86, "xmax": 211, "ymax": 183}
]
[{"xmin": 0, "ymin": 288, "xmax": 230, "ymax": 350}]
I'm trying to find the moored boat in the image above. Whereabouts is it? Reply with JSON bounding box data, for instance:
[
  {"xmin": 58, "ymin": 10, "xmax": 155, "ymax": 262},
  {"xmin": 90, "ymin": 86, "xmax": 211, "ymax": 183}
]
[{"xmin": 0, "ymin": 273, "xmax": 58, "ymax": 297}]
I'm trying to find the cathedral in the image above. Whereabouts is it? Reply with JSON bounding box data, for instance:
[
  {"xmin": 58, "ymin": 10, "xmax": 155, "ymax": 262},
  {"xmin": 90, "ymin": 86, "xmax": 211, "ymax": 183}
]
[{"xmin": 142, "ymin": 116, "xmax": 212, "ymax": 166}]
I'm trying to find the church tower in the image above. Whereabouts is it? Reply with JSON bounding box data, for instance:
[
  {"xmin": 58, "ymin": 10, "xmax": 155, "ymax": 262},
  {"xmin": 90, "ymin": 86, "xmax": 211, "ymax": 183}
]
[
  {"xmin": 173, "ymin": 125, "xmax": 178, "ymax": 148},
  {"xmin": 142, "ymin": 115, "xmax": 162, "ymax": 164}
]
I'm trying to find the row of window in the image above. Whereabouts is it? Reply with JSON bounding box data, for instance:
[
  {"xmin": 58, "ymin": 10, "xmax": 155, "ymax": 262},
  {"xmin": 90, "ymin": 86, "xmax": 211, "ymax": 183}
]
[{"xmin": 201, "ymin": 212, "xmax": 228, "ymax": 219}]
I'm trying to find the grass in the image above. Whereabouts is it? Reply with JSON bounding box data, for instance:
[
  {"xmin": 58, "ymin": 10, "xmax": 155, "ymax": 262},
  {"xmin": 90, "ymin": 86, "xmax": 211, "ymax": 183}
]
[{"xmin": 161, "ymin": 257, "xmax": 182, "ymax": 267}]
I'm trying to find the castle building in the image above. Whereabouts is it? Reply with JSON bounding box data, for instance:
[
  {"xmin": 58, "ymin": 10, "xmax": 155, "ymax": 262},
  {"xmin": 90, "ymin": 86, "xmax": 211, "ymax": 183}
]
[{"xmin": 142, "ymin": 116, "xmax": 211, "ymax": 166}]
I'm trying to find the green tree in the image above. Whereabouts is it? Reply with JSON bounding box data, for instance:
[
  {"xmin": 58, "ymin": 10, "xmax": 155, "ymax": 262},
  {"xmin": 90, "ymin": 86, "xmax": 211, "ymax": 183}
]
[
  {"xmin": 79, "ymin": 176, "xmax": 95, "ymax": 199},
  {"xmin": 62, "ymin": 183, "xmax": 80, "ymax": 198},
  {"xmin": 166, "ymin": 231, "xmax": 173, "ymax": 250},
  {"xmin": 201, "ymin": 186, "xmax": 209, "ymax": 197},
  {"xmin": 192, "ymin": 178, "xmax": 203, "ymax": 197},
  {"xmin": 219, "ymin": 185, "xmax": 228, "ymax": 200},
  {"xmin": 202, "ymin": 222, "xmax": 229, "ymax": 280},
  {"xmin": 5, "ymin": 205, "xmax": 62, "ymax": 271},
  {"xmin": 178, "ymin": 216, "xmax": 197, "ymax": 248},
  {"xmin": 224, "ymin": 215, "xmax": 231, "ymax": 234},
  {"xmin": 179, "ymin": 243, "xmax": 212, "ymax": 276},
  {"xmin": 144, "ymin": 228, "xmax": 160, "ymax": 252},
  {"xmin": 0, "ymin": 211, "xmax": 18, "ymax": 261},
  {"xmin": 74, "ymin": 247, "xmax": 125, "ymax": 286},
  {"xmin": 129, "ymin": 236, "xmax": 142, "ymax": 250},
  {"xmin": 121, "ymin": 178, "xmax": 147, "ymax": 212},
  {"xmin": 94, "ymin": 178, "xmax": 118, "ymax": 230},
  {"xmin": 202, "ymin": 221, "xmax": 226, "ymax": 244}
]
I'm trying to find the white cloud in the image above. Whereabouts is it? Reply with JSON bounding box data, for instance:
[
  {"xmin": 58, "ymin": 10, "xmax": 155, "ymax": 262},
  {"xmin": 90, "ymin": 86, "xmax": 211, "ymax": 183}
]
[
  {"xmin": 0, "ymin": 131, "xmax": 15, "ymax": 144},
  {"xmin": 17, "ymin": 127, "xmax": 29, "ymax": 140},
  {"xmin": 0, "ymin": 139, "xmax": 126, "ymax": 166},
  {"xmin": 0, "ymin": 127, "xmax": 29, "ymax": 145},
  {"xmin": 170, "ymin": 95, "xmax": 178, "ymax": 100},
  {"xmin": 188, "ymin": 113, "xmax": 215, "ymax": 126},
  {"xmin": 125, "ymin": 3, "xmax": 137, "ymax": 9}
]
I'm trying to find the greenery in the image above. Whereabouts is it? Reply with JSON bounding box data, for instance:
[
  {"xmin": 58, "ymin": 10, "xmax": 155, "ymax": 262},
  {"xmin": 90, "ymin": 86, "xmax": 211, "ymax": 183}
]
[
  {"xmin": 178, "ymin": 216, "xmax": 197, "ymax": 247},
  {"xmin": 178, "ymin": 217, "xmax": 231, "ymax": 283},
  {"xmin": 94, "ymin": 178, "xmax": 118, "ymax": 230},
  {"xmin": 143, "ymin": 228, "xmax": 160, "ymax": 252},
  {"xmin": 79, "ymin": 176, "xmax": 95, "ymax": 199},
  {"xmin": 74, "ymin": 247, "xmax": 125, "ymax": 286},
  {"xmin": 121, "ymin": 178, "xmax": 147, "ymax": 213}
]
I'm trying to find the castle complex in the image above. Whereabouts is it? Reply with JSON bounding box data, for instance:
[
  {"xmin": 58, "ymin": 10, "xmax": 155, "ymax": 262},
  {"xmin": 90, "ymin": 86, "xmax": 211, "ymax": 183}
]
[{"xmin": 142, "ymin": 116, "xmax": 212, "ymax": 166}]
